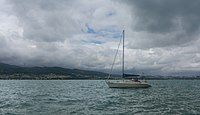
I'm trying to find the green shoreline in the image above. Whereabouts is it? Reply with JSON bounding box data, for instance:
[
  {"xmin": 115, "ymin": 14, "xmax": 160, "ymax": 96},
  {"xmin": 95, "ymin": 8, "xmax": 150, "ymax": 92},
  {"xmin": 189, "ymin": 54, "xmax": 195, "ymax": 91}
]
[{"xmin": 1, "ymin": 77, "xmax": 200, "ymax": 80}]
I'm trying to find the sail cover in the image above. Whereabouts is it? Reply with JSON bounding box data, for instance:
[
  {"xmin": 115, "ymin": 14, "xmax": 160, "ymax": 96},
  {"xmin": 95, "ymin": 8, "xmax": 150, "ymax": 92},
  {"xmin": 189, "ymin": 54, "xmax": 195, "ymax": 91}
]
[{"xmin": 123, "ymin": 74, "xmax": 140, "ymax": 77}]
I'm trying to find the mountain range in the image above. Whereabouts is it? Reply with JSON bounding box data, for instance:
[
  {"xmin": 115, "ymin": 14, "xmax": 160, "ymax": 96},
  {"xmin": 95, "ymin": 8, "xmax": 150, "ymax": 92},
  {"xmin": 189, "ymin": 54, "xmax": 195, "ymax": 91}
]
[
  {"xmin": 1, "ymin": 63, "xmax": 200, "ymax": 80},
  {"xmin": 0, "ymin": 63, "xmax": 108, "ymax": 79}
]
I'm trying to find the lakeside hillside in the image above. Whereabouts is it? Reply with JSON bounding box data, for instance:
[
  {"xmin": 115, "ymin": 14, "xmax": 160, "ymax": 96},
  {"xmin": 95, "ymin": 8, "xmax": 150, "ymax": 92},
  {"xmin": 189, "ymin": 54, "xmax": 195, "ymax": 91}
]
[
  {"xmin": 0, "ymin": 63, "xmax": 200, "ymax": 80},
  {"xmin": 0, "ymin": 63, "xmax": 108, "ymax": 79}
]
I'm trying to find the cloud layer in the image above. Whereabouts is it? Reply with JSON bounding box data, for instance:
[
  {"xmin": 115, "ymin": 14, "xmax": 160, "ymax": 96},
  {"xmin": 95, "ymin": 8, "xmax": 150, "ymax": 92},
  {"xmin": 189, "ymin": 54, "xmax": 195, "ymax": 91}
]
[{"xmin": 0, "ymin": 0, "xmax": 200, "ymax": 75}]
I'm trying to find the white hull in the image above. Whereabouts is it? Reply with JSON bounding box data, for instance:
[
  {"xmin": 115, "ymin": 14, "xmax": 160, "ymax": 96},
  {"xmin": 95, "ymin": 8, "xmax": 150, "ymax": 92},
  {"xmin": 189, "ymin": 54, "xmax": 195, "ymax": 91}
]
[{"xmin": 106, "ymin": 80, "xmax": 151, "ymax": 88}]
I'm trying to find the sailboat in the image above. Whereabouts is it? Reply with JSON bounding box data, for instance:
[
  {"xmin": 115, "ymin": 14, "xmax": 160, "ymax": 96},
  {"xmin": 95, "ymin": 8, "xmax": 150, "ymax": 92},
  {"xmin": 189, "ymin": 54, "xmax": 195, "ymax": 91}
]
[{"xmin": 106, "ymin": 30, "xmax": 151, "ymax": 88}]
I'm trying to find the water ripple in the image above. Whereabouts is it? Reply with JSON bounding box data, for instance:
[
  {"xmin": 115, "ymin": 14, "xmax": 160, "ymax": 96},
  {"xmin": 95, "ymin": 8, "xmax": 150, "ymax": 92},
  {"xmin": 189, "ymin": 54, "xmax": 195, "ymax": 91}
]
[{"xmin": 0, "ymin": 80, "xmax": 200, "ymax": 114}]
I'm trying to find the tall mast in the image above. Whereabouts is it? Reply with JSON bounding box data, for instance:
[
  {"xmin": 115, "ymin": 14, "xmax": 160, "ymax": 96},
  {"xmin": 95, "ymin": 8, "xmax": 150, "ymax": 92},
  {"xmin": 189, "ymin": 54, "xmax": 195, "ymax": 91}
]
[{"xmin": 122, "ymin": 30, "xmax": 125, "ymax": 78}]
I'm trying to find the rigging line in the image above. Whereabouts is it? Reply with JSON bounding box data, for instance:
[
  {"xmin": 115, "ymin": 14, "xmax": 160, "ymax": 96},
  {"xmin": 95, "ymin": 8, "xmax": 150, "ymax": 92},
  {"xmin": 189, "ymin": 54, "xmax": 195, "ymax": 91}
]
[
  {"xmin": 122, "ymin": 30, "xmax": 125, "ymax": 78},
  {"xmin": 108, "ymin": 31, "xmax": 123, "ymax": 78}
]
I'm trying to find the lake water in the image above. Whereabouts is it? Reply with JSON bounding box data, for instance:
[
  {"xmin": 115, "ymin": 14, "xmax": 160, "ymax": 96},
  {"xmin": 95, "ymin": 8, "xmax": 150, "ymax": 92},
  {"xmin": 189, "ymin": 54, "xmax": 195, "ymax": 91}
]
[{"xmin": 0, "ymin": 80, "xmax": 200, "ymax": 115}]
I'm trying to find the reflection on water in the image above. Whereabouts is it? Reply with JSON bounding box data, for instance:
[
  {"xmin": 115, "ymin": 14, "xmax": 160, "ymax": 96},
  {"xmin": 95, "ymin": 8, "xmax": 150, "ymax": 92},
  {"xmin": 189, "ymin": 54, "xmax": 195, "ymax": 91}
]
[{"xmin": 0, "ymin": 80, "xmax": 200, "ymax": 114}]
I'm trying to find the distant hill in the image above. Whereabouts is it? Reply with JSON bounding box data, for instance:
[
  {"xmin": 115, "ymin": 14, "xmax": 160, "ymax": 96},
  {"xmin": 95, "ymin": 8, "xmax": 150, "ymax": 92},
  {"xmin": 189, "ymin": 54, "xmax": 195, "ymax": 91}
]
[
  {"xmin": 1, "ymin": 63, "xmax": 199, "ymax": 80},
  {"xmin": 0, "ymin": 63, "xmax": 108, "ymax": 79}
]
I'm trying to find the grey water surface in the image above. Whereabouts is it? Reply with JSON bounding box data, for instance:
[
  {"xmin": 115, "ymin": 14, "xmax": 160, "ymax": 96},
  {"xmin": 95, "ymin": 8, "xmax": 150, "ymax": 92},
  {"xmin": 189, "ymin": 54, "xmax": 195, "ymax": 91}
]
[{"xmin": 0, "ymin": 80, "xmax": 200, "ymax": 115}]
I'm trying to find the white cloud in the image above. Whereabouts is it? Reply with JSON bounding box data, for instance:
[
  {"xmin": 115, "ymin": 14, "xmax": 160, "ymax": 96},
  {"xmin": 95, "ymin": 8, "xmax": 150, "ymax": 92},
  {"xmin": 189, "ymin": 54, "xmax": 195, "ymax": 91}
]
[{"xmin": 0, "ymin": 0, "xmax": 200, "ymax": 75}]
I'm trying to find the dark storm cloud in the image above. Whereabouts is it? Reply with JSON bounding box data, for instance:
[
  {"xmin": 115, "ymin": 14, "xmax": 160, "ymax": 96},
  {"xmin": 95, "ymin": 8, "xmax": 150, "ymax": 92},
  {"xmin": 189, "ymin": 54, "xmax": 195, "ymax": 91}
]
[
  {"xmin": 123, "ymin": 0, "xmax": 200, "ymax": 48},
  {"xmin": 126, "ymin": 0, "xmax": 200, "ymax": 33}
]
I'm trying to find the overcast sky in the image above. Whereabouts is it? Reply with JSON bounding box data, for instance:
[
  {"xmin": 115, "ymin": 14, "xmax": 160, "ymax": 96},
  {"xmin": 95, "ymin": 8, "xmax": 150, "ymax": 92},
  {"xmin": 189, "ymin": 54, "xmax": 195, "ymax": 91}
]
[{"xmin": 1, "ymin": 0, "xmax": 200, "ymax": 75}]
